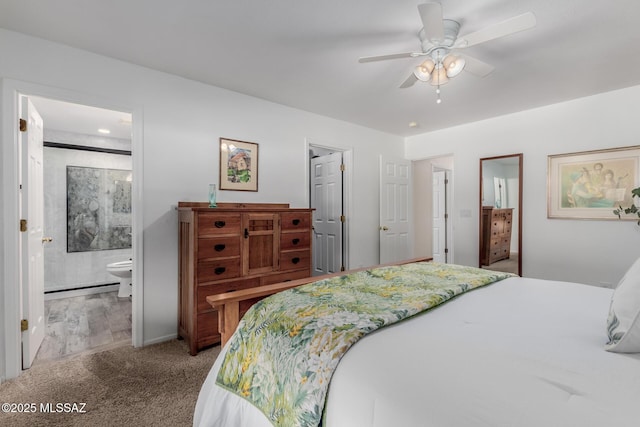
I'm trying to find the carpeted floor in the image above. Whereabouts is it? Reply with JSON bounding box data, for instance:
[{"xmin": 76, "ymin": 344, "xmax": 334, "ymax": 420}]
[
  {"xmin": 481, "ymin": 253, "xmax": 519, "ymax": 275},
  {"xmin": 0, "ymin": 340, "xmax": 220, "ymax": 426}
]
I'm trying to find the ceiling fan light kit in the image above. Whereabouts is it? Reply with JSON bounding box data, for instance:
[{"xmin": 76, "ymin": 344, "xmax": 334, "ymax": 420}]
[
  {"xmin": 414, "ymin": 59, "xmax": 435, "ymax": 82},
  {"xmin": 413, "ymin": 49, "xmax": 464, "ymax": 84},
  {"xmin": 430, "ymin": 65, "xmax": 449, "ymax": 87},
  {"xmin": 358, "ymin": 2, "xmax": 536, "ymax": 104},
  {"xmin": 443, "ymin": 54, "xmax": 465, "ymax": 78}
]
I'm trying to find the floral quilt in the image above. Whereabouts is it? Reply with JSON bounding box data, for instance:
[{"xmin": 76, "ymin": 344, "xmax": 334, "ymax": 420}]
[{"xmin": 215, "ymin": 261, "xmax": 515, "ymax": 426}]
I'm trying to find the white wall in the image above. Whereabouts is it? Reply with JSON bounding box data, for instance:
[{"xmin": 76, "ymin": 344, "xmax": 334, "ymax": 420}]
[
  {"xmin": 481, "ymin": 161, "xmax": 502, "ymax": 207},
  {"xmin": 504, "ymin": 164, "xmax": 520, "ymax": 252},
  {"xmin": 0, "ymin": 27, "xmax": 404, "ymax": 373},
  {"xmin": 406, "ymin": 86, "xmax": 640, "ymax": 286}
]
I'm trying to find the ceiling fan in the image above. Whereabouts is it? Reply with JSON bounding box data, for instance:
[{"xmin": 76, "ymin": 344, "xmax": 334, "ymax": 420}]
[{"xmin": 359, "ymin": 2, "xmax": 536, "ymax": 102}]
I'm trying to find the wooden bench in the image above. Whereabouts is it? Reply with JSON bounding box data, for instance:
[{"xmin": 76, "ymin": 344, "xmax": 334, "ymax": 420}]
[{"xmin": 206, "ymin": 257, "xmax": 431, "ymax": 347}]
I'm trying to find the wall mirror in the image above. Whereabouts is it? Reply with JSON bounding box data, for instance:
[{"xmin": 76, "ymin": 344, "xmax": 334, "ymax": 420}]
[{"xmin": 479, "ymin": 154, "xmax": 523, "ymax": 276}]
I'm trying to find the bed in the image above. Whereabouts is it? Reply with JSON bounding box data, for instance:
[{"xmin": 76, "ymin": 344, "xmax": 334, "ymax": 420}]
[{"xmin": 194, "ymin": 260, "xmax": 640, "ymax": 427}]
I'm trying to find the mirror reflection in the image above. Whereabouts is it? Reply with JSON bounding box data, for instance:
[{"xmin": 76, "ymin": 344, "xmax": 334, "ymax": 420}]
[{"xmin": 479, "ymin": 154, "xmax": 522, "ymax": 276}]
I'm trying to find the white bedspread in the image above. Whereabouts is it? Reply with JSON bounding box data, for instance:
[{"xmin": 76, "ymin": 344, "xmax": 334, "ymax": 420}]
[{"xmin": 194, "ymin": 277, "xmax": 640, "ymax": 427}]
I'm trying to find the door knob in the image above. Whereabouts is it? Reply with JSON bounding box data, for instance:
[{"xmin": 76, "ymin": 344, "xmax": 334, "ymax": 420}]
[
  {"xmin": 379, "ymin": 226, "xmax": 389, "ymax": 231},
  {"xmin": 42, "ymin": 237, "xmax": 53, "ymax": 243}
]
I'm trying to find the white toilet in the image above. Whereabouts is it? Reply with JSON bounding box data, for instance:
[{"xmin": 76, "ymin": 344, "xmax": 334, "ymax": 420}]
[{"xmin": 107, "ymin": 260, "xmax": 132, "ymax": 298}]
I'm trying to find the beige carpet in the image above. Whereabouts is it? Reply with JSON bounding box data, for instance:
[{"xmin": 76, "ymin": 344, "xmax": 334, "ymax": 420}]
[
  {"xmin": 0, "ymin": 340, "xmax": 220, "ymax": 427},
  {"xmin": 481, "ymin": 253, "xmax": 519, "ymax": 275}
]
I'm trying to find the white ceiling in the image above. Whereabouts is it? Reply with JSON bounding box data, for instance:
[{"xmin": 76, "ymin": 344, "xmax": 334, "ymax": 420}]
[
  {"xmin": 29, "ymin": 96, "xmax": 132, "ymax": 140},
  {"xmin": 2, "ymin": 0, "xmax": 640, "ymax": 137}
]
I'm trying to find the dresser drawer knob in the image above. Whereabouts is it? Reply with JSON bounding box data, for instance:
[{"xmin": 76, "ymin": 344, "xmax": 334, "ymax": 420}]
[
  {"xmin": 214, "ymin": 220, "xmax": 226, "ymax": 228},
  {"xmin": 214, "ymin": 267, "xmax": 226, "ymax": 275},
  {"xmin": 214, "ymin": 244, "xmax": 226, "ymax": 252},
  {"xmin": 292, "ymin": 219, "xmax": 300, "ymax": 225},
  {"xmin": 292, "ymin": 238, "xmax": 300, "ymax": 245},
  {"xmin": 291, "ymin": 257, "xmax": 300, "ymax": 264}
]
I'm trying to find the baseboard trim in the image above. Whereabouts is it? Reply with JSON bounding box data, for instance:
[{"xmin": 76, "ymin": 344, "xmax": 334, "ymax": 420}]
[
  {"xmin": 45, "ymin": 282, "xmax": 119, "ymax": 294},
  {"xmin": 44, "ymin": 284, "xmax": 120, "ymax": 301},
  {"xmin": 142, "ymin": 334, "xmax": 178, "ymax": 348}
]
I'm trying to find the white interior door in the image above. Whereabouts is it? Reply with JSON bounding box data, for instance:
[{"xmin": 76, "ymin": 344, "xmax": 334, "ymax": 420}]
[
  {"xmin": 432, "ymin": 170, "xmax": 447, "ymax": 263},
  {"xmin": 21, "ymin": 97, "xmax": 46, "ymax": 369},
  {"xmin": 310, "ymin": 152, "xmax": 343, "ymax": 275},
  {"xmin": 379, "ymin": 156, "xmax": 411, "ymax": 264}
]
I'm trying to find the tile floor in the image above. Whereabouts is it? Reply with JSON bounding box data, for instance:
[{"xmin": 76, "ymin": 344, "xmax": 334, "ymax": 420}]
[{"xmin": 35, "ymin": 291, "xmax": 132, "ymax": 364}]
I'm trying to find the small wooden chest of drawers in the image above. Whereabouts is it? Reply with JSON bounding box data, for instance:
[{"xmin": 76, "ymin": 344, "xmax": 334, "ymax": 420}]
[
  {"xmin": 178, "ymin": 202, "xmax": 313, "ymax": 355},
  {"xmin": 480, "ymin": 207, "xmax": 513, "ymax": 266}
]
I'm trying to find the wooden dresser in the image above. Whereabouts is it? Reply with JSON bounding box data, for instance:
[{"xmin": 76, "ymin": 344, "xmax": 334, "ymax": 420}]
[
  {"xmin": 178, "ymin": 202, "xmax": 313, "ymax": 354},
  {"xmin": 480, "ymin": 207, "xmax": 513, "ymax": 266}
]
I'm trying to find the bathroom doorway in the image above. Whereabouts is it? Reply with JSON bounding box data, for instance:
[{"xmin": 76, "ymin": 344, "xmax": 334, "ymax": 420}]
[
  {"xmin": 29, "ymin": 96, "xmax": 135, "ymax": 364},
  {"xmin": 2, "ymin": 80, "xmax": 143, "ymax": 379}
]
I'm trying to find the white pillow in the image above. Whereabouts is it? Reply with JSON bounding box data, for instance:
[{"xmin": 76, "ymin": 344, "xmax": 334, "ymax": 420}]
[{"xmin": 605, "ymin": 257, "xmax": 640, "ymax": 352}]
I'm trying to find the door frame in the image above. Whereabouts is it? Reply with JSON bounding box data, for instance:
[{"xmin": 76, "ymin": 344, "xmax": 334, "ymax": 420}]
[
  {"xmin": 1, "ymin": 79, "xmax": 144, "ymax": 381},
  {"xmin": 431, "ymin": 166, "xmax": 453, "ymax": 263},
  {"xmin": 410, "ymin": 155, "xmax": 455, "ymax": 265},
  {"xmin": 305, "ymin": 138, "xmax": 352, "ymax": 272}
]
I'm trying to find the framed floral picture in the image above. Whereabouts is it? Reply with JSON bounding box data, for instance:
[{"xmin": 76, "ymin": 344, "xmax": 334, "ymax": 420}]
[
  {"xmin": 547, "ymin": 146, "xmax": 640, "ymax": 219},
  {"xmin": 219, "ymin": 138, "xmax": 258, "ymax": 191}
]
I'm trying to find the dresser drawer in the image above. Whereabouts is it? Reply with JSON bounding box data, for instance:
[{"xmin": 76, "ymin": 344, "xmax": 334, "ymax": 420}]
[
  {"xmin": 490, "ymin": 238, "xmax": 502, "ymax": 250},
  {"xmin": 490, "ymin": 246, "xmax": 509, "ymax": 261},
  {"xmin": 196, "ymin": 311, "xmax": 219, "ymax": 346},
  {"xmin": 280, "ymin": 212, "xmax": 311, "ymax": 231},
  {"xmin": 280, "ymin": 249, "xmax": 311, "ymax": 271},
  {"xmin": 197, "ymin": 212, "xmax": 241, "ymax": 236},
  {"xmin": 280, "ymin": 231, "xmax": 310, "ymax": 251},
  {"xmin": 197, "ymin": 258, "xmax": 241, "ymax": 283},
  {"xmin": 261, "ymin": 269, "xmax": 310, "ymax": 286},
  {"xmin": 198, "ymin": 236, "xmax": 241, "ymax": 260},
  {"xmin": 491, "ymin": 209, "xmax": 512, "ymax": 219},
  {"xmin": 197, "ymin": 278, "xmax": 260, "ymax": 313}
]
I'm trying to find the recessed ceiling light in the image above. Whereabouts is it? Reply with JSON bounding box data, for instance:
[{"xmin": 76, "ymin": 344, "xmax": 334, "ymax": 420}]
[
  {"xmin": 408, "ymin": 121, "xmax": 418, "ymax": 128},
  {"xmin": 98, "ymin": 128, "xmax": 111, "ymax": 134}
]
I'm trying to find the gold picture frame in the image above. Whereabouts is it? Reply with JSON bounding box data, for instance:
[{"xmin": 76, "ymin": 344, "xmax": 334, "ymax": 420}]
[
  {"xmin": 547, "ymin": 146, "xmax": 640, "ymax": 219},
  {"xmin": 219, "ymin": 138, "xmax": 258, "ymax": 192}
]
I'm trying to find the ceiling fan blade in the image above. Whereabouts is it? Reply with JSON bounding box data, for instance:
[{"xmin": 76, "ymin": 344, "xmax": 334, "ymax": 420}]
[
  {"xmin": 455, "ymin": 12, "xmax": 536, "ymax": 48},
  {"xmin": 418, "ymin": 2, "xmax": 444, "ymax": 42},
  {"xmin": 399, "ymin": 73, "xmax": 418, "ymax": 88},
  {"xmin": 458, "ymin": 54, "xmax": 494, "ymax": 77},
  {"xmin": 358, "ymin": 52, "xmax": 418, "ymax": 63}
]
